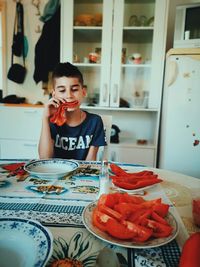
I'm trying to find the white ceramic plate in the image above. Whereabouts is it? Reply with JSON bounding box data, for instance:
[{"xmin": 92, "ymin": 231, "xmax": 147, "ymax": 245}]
[
  {"xmin": 0, "ymin": 217, "xmax": 53, "ymax": 267},
  {"xmin": 24, "ymin": 159, "xmax": 79, "ymax": 179},
  {"xmin": 82, "ymin": 201, "xmax": 179, "ymax": 249},
  {"xmin": 112, "ymin": 182, "xmax": 157, "ymax": 193}
]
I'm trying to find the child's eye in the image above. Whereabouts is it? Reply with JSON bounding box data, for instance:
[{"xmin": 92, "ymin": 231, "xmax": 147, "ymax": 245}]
[{"xmin": 71, "ymin": 87, "xmax": 79, "ymax": 92}]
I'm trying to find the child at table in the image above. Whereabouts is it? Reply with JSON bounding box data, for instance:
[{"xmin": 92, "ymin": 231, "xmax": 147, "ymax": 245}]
[{"xmin": 38, "ymin": 62, "xmax": 106, "ymax": 160}]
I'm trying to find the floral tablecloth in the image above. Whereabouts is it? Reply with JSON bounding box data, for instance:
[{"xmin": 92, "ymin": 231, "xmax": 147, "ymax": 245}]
[{"xmin": 1, "ymin": 160, "xmax": 198, "ymax": 267}]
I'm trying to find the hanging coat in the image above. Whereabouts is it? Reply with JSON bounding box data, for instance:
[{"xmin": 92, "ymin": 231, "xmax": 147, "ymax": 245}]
[{"xmin": 33, "ymin": 6, "xmax": 60, "ymax": 84}]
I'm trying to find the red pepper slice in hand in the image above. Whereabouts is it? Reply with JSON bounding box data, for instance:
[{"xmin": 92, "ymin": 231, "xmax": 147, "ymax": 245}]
[{"xmin": 50, "ymin": 100, "xmax": 79, "ymax": 126}]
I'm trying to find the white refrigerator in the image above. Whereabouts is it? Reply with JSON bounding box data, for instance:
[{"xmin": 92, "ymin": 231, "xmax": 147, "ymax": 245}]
[{"xmin": 159, "ymin": 48, "xmax": 200, "ymax": 179}]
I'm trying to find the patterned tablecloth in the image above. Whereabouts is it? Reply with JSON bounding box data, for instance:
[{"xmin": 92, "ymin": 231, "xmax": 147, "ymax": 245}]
[{"xmin": 0, "ymin": 160, "xmax": 199, "ymax": 267}]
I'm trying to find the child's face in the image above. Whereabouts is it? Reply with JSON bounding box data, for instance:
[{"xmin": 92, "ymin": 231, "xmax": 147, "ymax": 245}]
[{"xmin": 53, "ymin": 76, "xmax": 86, "ymax": 108}]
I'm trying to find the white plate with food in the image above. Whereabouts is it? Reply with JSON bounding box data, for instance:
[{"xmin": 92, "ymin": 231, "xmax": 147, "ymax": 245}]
[
  {"xmin": 24, "ymin": 159, "xmax": 79, "ymax": 179},
  {"xmin": 82, "ymin": 201, "xmax": 179, "ymax": 249},
  {"xmin": 0, "ymin": 217, "xmax": 53, "ymax": 267},
  {"xmin": 112, "ymin": 182, "xmax": 158, "ymax": 193}
]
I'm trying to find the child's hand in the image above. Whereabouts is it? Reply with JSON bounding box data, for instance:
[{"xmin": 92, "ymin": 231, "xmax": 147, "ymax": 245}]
[{"xmin": 43, "ymin": 97, "xmax": 66, "ymax": 119}]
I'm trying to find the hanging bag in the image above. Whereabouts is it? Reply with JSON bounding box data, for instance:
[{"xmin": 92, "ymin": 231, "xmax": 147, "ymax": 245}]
[
  {"xmin": 12, "ymin": 2, "xmax": 24, "ymax": 57},
  {"xmin": 7, "ymin": 2, "xmax": 26, "ymax": 84}
]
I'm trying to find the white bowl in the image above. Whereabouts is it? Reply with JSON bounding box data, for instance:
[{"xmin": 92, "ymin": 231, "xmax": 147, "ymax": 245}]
[
  {"xmin": 24, "ymin": 159, "xmax": 79, "ymax": 179},
  {"xmin": 0, "ymin": 217, "xmax": 53, "ymax": 267}
]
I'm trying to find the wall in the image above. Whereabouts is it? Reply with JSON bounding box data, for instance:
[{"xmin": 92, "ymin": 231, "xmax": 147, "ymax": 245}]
[
  {"xmin": 3, "ymin": 0, "xmax": 200, "ymax": 104},
  {"xmin": 166, "ymin": 0, "xmax": 200, "ymax": 51},
  {"xmin": 5, "ymin": 0, "xmax": 49, "ymax": 104}
]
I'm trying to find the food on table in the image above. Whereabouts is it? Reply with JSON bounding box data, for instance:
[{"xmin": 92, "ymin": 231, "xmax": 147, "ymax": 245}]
[
  {"xmin": 50, "ymin": 100, "xmax": 79, "ymax": 126},
  {"xmin": 179, "ymin": 232, "xmax": 200, "ymax": 267},
  {"xmin": 37, "ymin": 185, "xmax": 64, "ymax": 194},
  {"xmin": 50, "ymin": 258, "xmax": 83, "ymax": 267},
  {"xmin": 92, "ymin": 192, "xmax": 173, "ymax": 242},
  {"xmin": 110, "ymin": 163, "xmax": 162, "ymax": 190}
]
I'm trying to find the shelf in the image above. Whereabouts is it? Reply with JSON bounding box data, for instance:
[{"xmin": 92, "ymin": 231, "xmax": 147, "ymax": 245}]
[
  {"xmin": 110, "ymin": 142, "xmax": 156, "ymax": 149},
  {"xmin": 74, "ymin": 28, "xmax": 102, "ymax": 42},
  {"xmin": 81, "ymin": 105, "xmax": 158, "ymax": 112},
  {"xmin": 74, "ymin": 26, "xmax": 102, "ymax": 30},
  {"xmin": 123, "ymin": 26, "xmax": 154, "ymax": 30},
  {"xmin": 122, "ymin": 63, "xmax": 151, "ymax": 68},
  {"xmin": 123, "ymin": 29, "xmax": 153, "ymax": 43}
]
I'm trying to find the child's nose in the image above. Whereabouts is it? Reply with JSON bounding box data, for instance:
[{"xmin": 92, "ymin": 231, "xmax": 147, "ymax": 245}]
[{"xmin": 65, "ymin": 89, "xmax": 73, "ymax": 98}]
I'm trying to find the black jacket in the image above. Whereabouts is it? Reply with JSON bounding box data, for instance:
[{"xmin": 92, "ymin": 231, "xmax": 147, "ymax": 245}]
[{"xmin": 33, "ymin": 6, "xmax": 60, "ymax": 83}]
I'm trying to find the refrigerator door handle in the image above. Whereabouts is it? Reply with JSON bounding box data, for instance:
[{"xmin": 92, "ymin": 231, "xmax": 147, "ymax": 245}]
[{"xmin": 167, "ymin": 61, "xmax": 178, "ymax": 86}]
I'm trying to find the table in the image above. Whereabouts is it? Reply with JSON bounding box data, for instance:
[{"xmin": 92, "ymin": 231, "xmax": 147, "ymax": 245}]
[{"xmin": 0, "ymin": 159, "xmax": 199, "ymax": 267}]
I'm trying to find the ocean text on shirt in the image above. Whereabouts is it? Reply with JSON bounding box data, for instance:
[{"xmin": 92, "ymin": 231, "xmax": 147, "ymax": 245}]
[{"xmin": 55, "ymin": 134, "xmax": 93, "ymax": 150}]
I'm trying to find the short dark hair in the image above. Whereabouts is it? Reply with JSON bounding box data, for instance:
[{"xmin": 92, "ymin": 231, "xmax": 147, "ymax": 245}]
[{"xmin": 52, "ymin": 62, "xmax": 84, "ymax": 85}]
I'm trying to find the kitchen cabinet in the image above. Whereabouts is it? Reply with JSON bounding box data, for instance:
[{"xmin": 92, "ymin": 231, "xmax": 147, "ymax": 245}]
[
  {"xmin": 60, "ymin": 0, "xmax": 168, "ymax": 166},
  {"xmin": 0, "ymin": 105, "xmax": 43, "ymax": 159}
]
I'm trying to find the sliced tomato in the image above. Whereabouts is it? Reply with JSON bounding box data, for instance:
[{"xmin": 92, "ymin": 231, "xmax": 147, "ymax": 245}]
[
  {"xmin": 92, "ymin": 208, "xmax": 111, "ymax": 231},
  {"xmin": 105, "ymin": 218, "xmax": 136, "ymax": 240},
  {"xmin": 97, "ymin": 193, "xmax": 121, "ymax": 208},
  {"xmin": 113, "ymin": 202, "xmax": 140, "ymax": 219},
  {"xmin": 128, "ymin": 208, "xmax": 148, "ymax": 222},
  {"xmin": 141, "ymin": 198, "xmax": 162, "ymax": 209},
  {"xmin": 142, "ymin": 218, "xmax": 173, "ymax": 238},
  {"xmin": 98, "ymin": 204, "xmax": 123, "ymax": 221},
  {"xmin": 152, "ymin": 203, "xmax": 169, "ymax": 217},
  {"xmin": 122, "ymin": 220, "xmax": 153, "ymax": 242},
  {"xmin": 151, "ymin": 211, "xmax": 169, "ymax": 226},
  {"xmin": 134, "ymin": 209, "xmax": 152, "ymax": 225}
]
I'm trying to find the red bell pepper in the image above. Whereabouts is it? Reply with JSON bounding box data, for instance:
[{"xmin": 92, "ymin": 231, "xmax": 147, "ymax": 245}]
[
  {"xmin": 113, "ymin": 178, "xmax": 162, "ymax": 190},
  {"xmin": 179, "ymin": 232, "xmax": 200, "ymax": 267},
  {"xmin": 110, "ymin": 163, "xmax": 153, "ymax": 177},
  {"xmin": 50, "ymin": 100, "xmax": 79, "ymax": 126}
]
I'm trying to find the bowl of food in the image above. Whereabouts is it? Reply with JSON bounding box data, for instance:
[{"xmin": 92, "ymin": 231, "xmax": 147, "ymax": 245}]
[{"xmin": 24, "ymin": 159, "xmax": 79, "ymax": 179}]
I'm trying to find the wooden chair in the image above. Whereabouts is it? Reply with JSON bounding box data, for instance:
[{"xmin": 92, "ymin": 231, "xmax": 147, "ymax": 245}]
[{"xmin": 97, "ymin": 115, "xmax": 112, "ymax": 161}]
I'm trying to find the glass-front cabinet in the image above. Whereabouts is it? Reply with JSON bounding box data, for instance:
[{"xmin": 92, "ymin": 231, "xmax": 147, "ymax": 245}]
[{"xmin": 60, "ymin": 0, "xmax": 168, "ymax": 166}]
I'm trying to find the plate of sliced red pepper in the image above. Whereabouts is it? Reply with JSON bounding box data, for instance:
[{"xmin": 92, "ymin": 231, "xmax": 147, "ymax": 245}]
[
  {"xmin": 82, "ymin": 192, "xmax": 178, "ymax": 248},
  {"xmin": 109, "ymin": 163, "xmax": 163, "ymax": 192}
]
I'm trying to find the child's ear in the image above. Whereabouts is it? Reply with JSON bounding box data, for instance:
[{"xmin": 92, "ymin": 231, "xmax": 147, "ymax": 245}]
[
  {"xmin": 52, "ymin": 90, "xmax": 56, "ymax": 97},
  {"xmin": 82, "ymin": 86, "xmax": 87, "ymax": 97}
]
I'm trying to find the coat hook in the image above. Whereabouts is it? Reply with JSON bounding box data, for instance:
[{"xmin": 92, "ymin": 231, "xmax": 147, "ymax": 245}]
[
  {"xmin": 35, "ymin": 25, "xmax": 42, "ymax": 33},
  {"xmin": 32, "ymin": 0, "xmax": 41, "ymax": 16}
]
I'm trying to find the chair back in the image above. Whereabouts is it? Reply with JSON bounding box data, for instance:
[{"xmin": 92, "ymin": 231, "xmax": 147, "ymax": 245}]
[{"xmin": 97, "ymin": 115, "xmax": 112, "ymax": 161}]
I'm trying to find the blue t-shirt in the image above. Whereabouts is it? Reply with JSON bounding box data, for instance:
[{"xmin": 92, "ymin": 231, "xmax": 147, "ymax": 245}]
[{"xmin": 50, "ymin": 111, "xmax": 106, "ymax": 160}]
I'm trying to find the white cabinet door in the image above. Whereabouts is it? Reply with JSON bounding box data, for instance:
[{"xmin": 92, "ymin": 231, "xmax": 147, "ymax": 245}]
[
  {"xmin": 109, "ymin": 145, "xmax": 155, "ymax": 167},
  {"xmin": 0, "ymin": 140, "xmax": 39, "ymax": 159},
  {"xmin": 0, "ymin": 106, "xmax": 43, "ymax": 140},
  {"xmin": 61, "ymin": 0, "xmax": 113, "ymax": 108}
]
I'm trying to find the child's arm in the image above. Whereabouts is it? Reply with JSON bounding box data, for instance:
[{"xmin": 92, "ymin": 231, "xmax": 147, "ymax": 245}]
[
  {"xmin": 86, "ymin": 146, "xmax": 99, "ymax": 161},
  {"xmin": 38, "ymin": 116, "xmax": 54, "ymax": 159},
  {"xmin": 38, "ymin": 97, "xmax": 64, "ymax": 158}
]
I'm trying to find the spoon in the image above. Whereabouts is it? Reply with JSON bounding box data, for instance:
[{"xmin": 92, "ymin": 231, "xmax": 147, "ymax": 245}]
[{"xmin": 95, "ymin": 247, "xmax": 120, "ymax": 267}]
